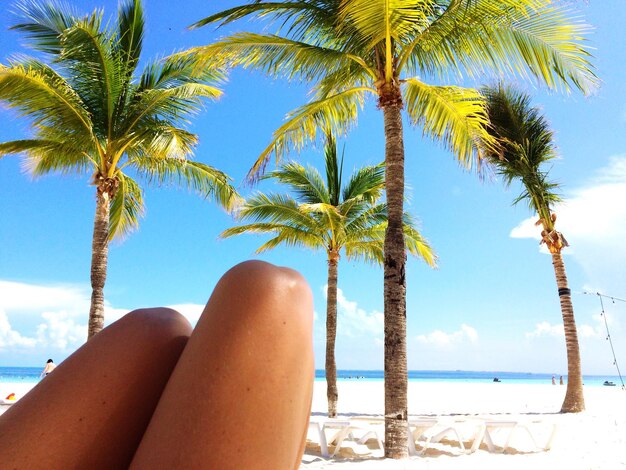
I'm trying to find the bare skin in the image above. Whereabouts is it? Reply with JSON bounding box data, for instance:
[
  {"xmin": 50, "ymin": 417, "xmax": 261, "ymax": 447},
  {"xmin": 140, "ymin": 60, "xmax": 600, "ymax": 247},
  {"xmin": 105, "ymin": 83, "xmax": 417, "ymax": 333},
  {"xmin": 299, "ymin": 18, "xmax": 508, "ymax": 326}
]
[{"xmin": 0, "ymin": 261, "xmax": 314, "ymax": 470}]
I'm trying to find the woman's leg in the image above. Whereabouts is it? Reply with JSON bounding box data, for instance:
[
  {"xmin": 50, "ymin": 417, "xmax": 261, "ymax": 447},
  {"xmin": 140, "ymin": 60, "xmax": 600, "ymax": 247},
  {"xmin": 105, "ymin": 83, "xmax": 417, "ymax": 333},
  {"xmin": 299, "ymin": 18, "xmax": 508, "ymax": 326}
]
[
  {"xmin": 131, "ymin": 260, "xmax": 314, "ymax": 470},
  {"xmin": 0, "ymin": 308, "xmax": 192, "ymax": 469}
]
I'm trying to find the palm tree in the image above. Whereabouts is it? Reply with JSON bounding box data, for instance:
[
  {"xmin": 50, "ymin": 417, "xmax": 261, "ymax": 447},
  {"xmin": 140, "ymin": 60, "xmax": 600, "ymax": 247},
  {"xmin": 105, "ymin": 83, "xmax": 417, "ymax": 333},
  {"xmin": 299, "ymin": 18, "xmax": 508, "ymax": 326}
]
[
  {"xmin": 0, "ymin": 0, "xmax": 239, "ymax": 338},
  {"xmin": 481, "ymin": 83, "xmax": 584, "ymax": 412},
  {"xmin": 189, "ymin": 0, "xmax": 596, "ymax": 455},
  {"xmin": 221, "ymin": 134, "xmax": 436, "ymax": 417}
]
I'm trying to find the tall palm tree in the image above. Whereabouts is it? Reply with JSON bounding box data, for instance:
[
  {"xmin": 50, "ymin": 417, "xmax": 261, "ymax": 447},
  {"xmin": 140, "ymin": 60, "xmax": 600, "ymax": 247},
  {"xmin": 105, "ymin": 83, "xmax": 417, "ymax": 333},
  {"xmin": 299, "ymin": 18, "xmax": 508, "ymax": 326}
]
[
  {"xmin": 189, "ymin": 0, "xmax": 595, "ymax": 455},
  {"xmin": 481, "ymin": 83, "xmax": 584, "ymax": 412},
  {"xmin": 221, "ymin": 134, "xmax": 436, "ymax": 417},
  {"xmin": 0, "ymin": 0, "xmax": 240, "ymax": 338}
]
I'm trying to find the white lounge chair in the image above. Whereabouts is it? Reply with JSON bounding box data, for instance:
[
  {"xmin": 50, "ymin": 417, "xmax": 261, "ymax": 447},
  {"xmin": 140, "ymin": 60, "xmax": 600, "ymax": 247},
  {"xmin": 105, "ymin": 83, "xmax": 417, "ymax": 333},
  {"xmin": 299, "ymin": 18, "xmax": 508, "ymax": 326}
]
[
  {"xmin": 407, "ymin": 418, "xmax": 439, "ymax": 456},
  {"xmin": 480, "ymin": 419, "xmax": 558, "ymax": 453},
  {"xmin": 307, "ymin": 417, "xmax": 384, "ymax": 458},
  {"xmin": 411, "ymin": 418, "xmax": 485, "ymax": 455}
]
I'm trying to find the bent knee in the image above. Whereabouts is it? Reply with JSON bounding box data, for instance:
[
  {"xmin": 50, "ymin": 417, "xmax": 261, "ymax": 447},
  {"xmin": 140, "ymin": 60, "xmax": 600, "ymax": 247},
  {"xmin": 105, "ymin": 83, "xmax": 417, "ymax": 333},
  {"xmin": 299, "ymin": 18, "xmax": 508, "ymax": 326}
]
[
  {"xmin": 215, "ymin": 260, "xmax": 313, "ymax": 331},
  {"xmin": 117, "ymin": 307, "xmax": 193, "ymax": 341}
]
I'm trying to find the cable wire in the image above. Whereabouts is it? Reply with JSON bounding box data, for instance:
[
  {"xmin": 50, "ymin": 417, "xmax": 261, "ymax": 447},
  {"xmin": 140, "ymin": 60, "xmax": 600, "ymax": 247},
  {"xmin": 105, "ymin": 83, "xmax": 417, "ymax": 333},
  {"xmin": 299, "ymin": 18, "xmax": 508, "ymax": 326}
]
[{"xmin": 580, "ymin": 291, "xmax": 625, "ymax": 390}]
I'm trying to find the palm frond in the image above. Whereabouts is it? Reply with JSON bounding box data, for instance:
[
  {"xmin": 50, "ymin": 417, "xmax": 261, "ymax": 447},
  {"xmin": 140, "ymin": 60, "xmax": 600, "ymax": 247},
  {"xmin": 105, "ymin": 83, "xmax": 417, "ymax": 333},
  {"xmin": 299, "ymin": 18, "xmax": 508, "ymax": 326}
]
[
  {"xmin": 300, "ymin": 201, "xmax": 344, "ymax": 238},
  {"xmin": 0, "ymin": 60, "xmax": 93, "ymax": 137},
  {"xmin": 11, "ymin": 0, "xmax": 78, "ymax": 54},
  {"xmin": 343, "ymin": 202, "xmax": 387, "ymax": 230},
  {"xmin": 404, "ymin": 0, "xmax": 597, "ymax": 93},
  {"xmin": 403, "ymin": 216, "xmax": 437, "ymax": 267},
  {"xmin": 190, "ymin": 1, "xmax": 321, "ymax": 30},
  {"xmin": 116, "ymin": 0, "xmax": 144, "ymax": 73},
  {"xmin": 342, "ymin": 162, "xmax": 385, "ymax": 203},
  {"xmin": 403, "ymin": 79, "xmax": 492, "ymax": 170},
  {"xmin": 338, "ymin": 0, "xmax": 432, "ymax": 49},
  {"xmin": 324, "ymin": 133, "xmax": 342, "ymax": 206},
  {"xmin": 185, "ymin": 32, "xmax": 375, "ymax": 83},
  {"xmin": 131, "ymin": 157, "xmax": 240, "ymax": 212},
  {"xmin": 60, "ymin": 20, "xmax": 122, "ymax": 133},
  {"xmin": 248, "ymin": 86, "xmax": 373, "ymax": 180},
  {"xmin": 140, "ymin": 53, "xmax": 227, "ymax": 91},
  {"xmin": 222, "ymin": 222, "xmax": 324, "ymax": 252},
  {"xmin": 235, "ymin": 192, "xmax": 321, "ymax": 229},
  {"xmin": 129, "ymin": 121, "xmax": 198, "ymax": 160},
  {"xmin": 108, "ymin": 172, "xmax": 144, "ymax": 240},
  {"xmin": 267, "ymin": 161, "xmax": 331, "ymax": 204},
  {"xmin": 481, "ymin": 83, "xmax": 561, "ymax": 221},
  {"xmin": 255, "ymin": 227, "xmax": 325, "ymax": 253},
  {"xmin": 122, "ymin": 82, "xmax": 222, "ymax": 137},
  {"xmin": 0, "ymin": 139, "xmax": 95, "ymax": 176},
  {"xmin": 344, "ymin": 239, "xmax": 385, "ymax": 264}
]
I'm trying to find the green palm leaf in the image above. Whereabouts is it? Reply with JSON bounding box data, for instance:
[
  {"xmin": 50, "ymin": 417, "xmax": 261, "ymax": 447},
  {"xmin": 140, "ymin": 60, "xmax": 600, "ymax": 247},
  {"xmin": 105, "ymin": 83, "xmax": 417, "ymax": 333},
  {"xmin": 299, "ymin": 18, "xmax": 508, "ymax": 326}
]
[
  {"xmin": 250, "ymin": 87, "xmax": 374, "ymax": 180},
  {"xmin": 268, "ymin": 162, "xmax": 331, "ymax": 204},
  {"xmin": 109, "ymin": 172, "xmax": 144, "ymax": 240},
  {"xmin": 0, "ymin": 60, "xmax": 93, "ymax": 137},
  {"xmin": 116, "ymin": 0, "xmax": 144, "ymax": 72},
  {"xmin": 403, "ymin": 79, "xmax": 491, "ymax": 170},
  {"xmin": 186, "ymin": 32, "xmax": 374, "ymax": 82},
  {"xmin": 481, "ymin": 83, "xmax": 561, "ymax": 225},
  {"xmin": 11, "ymin": 0, "xmax": 78, "ymax": 54},
  {"xmin": 132, "ymin": 157, "xmax": 240, "ymax": 212},
  {"xmin": 403, "ymin": 1, "xmax": 597, "ymax": 92},
  {"xmin": 235, "ymin": 193, "xmax": 319, "ymax": 228}
]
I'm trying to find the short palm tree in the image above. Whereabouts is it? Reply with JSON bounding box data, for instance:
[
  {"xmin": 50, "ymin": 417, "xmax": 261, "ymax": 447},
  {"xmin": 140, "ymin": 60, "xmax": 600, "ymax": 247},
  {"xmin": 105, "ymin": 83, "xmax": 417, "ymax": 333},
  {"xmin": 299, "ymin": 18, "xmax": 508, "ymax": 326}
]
[
  {"xmin": 481, "ymin": 83, "xmax": 584, "ymax": 412},
  {"xmin": 221, "ymin": 134, "xmax": 436, "ymax": 417},
  {"xmin": 190, "ymin": 0, "xmax": 596, "ymax": 456},
  {"xmin": 0, "ymin": 0, "xmax": 239, "ymax": 338}
]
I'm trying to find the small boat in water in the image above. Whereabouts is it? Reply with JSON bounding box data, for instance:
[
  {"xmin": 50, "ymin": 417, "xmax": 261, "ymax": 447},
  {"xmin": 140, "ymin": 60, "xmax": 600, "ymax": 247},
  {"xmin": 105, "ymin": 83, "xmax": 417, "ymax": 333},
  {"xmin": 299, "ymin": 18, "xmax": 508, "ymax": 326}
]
[{"xmin": 603, "ymin": 380, "xmax": 616, "ymax": 386}]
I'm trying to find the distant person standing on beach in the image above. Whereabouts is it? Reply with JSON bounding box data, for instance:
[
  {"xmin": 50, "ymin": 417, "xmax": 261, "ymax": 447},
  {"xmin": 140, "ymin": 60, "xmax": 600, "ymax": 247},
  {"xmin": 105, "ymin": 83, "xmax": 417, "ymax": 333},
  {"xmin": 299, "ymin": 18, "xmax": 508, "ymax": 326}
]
[
  {"xmin": 552, "ymin": 375, "xmax": 556, "ymax": 385},
  {"xmin": 560, "ymin": 376, "xmax": 564, "ymax": 385},
  {"xmin": 40, "ymin": 359, "xmax": 56, "ymax": 378}
]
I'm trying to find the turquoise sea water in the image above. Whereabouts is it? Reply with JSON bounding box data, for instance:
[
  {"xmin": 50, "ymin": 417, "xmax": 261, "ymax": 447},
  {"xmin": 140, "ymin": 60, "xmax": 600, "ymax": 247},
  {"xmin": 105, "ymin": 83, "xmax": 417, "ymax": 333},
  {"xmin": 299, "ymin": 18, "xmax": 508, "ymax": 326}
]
[
  {"xmin": 315, "ymin": 369, "xmax": 623, "ymax": 387},
  {"xmin": 1, "ymin": 367, "xmax": 622, "ymax": 387}
]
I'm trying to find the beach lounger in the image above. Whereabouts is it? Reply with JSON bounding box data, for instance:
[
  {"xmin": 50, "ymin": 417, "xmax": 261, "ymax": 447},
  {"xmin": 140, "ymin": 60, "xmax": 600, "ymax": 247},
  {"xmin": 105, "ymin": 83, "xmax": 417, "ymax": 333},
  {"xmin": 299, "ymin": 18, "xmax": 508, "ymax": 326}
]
[
  {"xmin": 480, "ymin": 419, "xmax": 558, "ymax": 453},
  {"xmin": 407, "ymin": 417, "xmax": 485, "ymax": 456},
  {"xmin": 307, "ymin": 418, "xmax": 384, "ymax": 458},
  {"xmin": 407, "ymin": 418, "xmax": 439, "ymax": 456}
]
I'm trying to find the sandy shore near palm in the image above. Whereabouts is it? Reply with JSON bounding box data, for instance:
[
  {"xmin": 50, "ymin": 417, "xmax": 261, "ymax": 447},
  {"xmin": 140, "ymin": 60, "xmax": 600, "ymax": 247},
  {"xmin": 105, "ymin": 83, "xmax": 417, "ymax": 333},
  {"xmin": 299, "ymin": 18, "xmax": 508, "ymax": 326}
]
[
  {"xmin": 2, "ymin": 380, "xmax": 624, "ymax": 469},
  {"xmin": 304, "ymin": 381, "xmax": 626, "ymax": 469}
]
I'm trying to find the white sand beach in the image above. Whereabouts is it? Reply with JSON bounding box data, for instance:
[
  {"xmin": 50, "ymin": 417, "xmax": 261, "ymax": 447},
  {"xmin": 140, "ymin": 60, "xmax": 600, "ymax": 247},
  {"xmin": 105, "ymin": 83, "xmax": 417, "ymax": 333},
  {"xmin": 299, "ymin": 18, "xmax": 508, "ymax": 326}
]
[
  {"xmin": 2, "ymin": 380, "xmax": 624, "ymax": 469},
  {"xmin": 304, "ymin": 381, "xmax": 626, "ymax": 469}
]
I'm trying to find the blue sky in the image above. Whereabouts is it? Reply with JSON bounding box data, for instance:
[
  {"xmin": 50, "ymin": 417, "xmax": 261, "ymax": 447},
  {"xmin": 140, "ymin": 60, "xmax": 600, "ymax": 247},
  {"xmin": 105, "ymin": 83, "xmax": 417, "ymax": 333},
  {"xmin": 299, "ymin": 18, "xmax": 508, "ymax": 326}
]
[{"xmin": 1, "ymin": 0, "xmax": 625, "ymax": 375}]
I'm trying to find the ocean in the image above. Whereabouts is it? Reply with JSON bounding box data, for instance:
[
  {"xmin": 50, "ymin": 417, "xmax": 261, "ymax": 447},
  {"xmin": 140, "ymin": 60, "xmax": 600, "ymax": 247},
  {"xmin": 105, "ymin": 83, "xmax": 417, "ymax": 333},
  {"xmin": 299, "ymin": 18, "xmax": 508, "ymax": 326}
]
[
  {"xmin": 315, "ymin": 370, "xmax": 623, "ymax": 387},
  {"xmin": 1, "ymin": 367, "xmax": 621, "ymax": 387}
]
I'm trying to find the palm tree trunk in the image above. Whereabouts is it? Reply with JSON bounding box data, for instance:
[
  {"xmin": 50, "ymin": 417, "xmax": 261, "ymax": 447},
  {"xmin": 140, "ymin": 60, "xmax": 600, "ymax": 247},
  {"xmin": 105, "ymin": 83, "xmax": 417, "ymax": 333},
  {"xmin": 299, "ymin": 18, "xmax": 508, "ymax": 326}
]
[
  {"xmin": 87, "ymin": 189, "xmax": 110, "ymax": 339},
  {"xmin": 325, "ymin": 257, "xmax": 339, "ymax": 417},
  {"xmin": 551, "ymin": 251, "xmax": 585, "ymax": 412},
  {"xmin": 382, "ymin": 102, "xmax": 408, "ymax": 458}
]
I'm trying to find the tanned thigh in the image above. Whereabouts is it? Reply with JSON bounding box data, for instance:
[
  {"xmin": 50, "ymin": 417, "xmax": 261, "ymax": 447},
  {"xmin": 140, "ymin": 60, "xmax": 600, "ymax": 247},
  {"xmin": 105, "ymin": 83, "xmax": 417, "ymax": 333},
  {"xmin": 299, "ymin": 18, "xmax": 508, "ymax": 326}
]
[
  {"xmin": 131, "ymin": 261, "xmax": 314, "ymax": 470},
  {"xmin": 0, "ymin": 308, "xmax": 192, "ymax": 469}
]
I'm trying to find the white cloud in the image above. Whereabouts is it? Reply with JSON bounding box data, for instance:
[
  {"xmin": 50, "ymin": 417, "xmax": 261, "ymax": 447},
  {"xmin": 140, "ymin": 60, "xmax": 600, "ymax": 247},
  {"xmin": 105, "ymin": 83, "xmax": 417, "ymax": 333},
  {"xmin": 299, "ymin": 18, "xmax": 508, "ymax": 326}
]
[
  {"xmin": 0, "ymin": 309, "xmax": 37, "ymax": 348},
  {"xmin": 320, "ymin": 285, "xmax": 384, "ymax": 337},
  {"xmin": 36, "ymin": 311, "xmax": 87, "ymax": 349},
  {"xmin": 165, "ymin": 303, "xmax": 205, "ymax": 326},
  {"xmin": 0, "ymin": 280, "xmax": 90, "ymax": 315},
  {"xmin": 525, "ymin": 321, "xmax": 564, "ymax": 339},
  {"xmin": 0, "ymin": 279, "xmax": 204, "ymax": 364},
  {"xmin": 525, "ymin": 313, "xmax": 610, "ymax": 340},
  {"xmin": 509, "ymin": 156, "xmax": 626, "ymax": 294},
  {"xmin": 416, "ymin": 324, "xmax": 478, "ymax": 348}
]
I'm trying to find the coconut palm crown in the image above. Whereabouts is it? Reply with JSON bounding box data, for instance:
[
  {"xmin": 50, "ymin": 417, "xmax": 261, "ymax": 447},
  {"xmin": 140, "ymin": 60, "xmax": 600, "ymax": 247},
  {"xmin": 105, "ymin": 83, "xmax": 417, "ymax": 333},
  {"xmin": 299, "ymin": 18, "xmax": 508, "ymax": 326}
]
[
  {"xmin": 221, "ymin": 134, "xmax": 436, "ymax": 417},
  {"xmin": 189, "ymin": 0, "xmax": 596, "ymax": 456},
  {"xmin": 0, "ymin": 0, "xmax": 240, "ymax": 338},
  {"xmin": 481, "ymin": 83, "xmax": 584, "ymax": 412}
]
